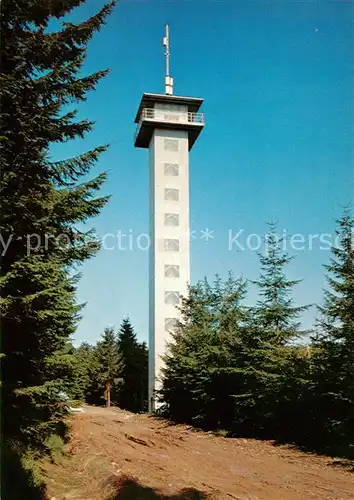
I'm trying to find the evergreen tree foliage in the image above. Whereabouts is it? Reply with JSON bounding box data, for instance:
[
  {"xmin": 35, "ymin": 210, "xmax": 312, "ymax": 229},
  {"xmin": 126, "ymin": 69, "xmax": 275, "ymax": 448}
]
[
  {"xmin": 73, "ymin": 341, "xmax": 102, "ymax": 406},
  {"xmin": 74, "ymin": 322, "xmax": 148, "ymax": 411},
  {"xmin": 161, "ymin": 218, "xmax": 353, "ymax": 457},
  {"xmin": 72, "ymin": 342, "xmax": 95, "ymax": 401},
  {"xmin": 161, "ymin": 229, "xmax": 309, "ymax": 440},
  {"xmin": 242, "ymin": 223, "xmax": 309, "ymax": 436},
  {"xmin": 138, "ymin": 340, "xmax": 149, "ymax": 411},
  {"xmin": 161, "ymin": 274, "xmax": 248, "ymax": 429},
  {"xmin": 227, "ymin": 321, "xmax": 284, "ymax": 436},
  {"xmin": 95, "ymin": 327, "xmax": 123, "ymax": 407},
  {"xmin": 116, "ymin": 318, "xmax": 148, "ymax": 412},
  {"xmin": 0, "ymin": 0, "xmax": 116, "ymax": 463},
  {"xmin": 252, "ymin": 222, "xmax": 308, "ymax": 344},
  {"xmin": 311, "ymin": 211, "xmax": 354, "ymax": 456}
]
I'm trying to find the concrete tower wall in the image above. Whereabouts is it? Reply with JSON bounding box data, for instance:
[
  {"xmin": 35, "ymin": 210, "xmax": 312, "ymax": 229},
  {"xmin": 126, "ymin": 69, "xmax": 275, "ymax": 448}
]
[
  {"xmin": 148, "ymin": 110, "xmax": 190, "ymax": 410},
  {"xmin": 134, "ymin": 92, "xmax": 204, "ymax": 412}
]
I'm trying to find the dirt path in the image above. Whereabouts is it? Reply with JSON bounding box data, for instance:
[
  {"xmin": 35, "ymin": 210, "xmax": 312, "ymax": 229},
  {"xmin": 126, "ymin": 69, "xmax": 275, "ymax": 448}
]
[{"xmin": 42, "ymin": 406, "xmax": 354, "ymax": 500}]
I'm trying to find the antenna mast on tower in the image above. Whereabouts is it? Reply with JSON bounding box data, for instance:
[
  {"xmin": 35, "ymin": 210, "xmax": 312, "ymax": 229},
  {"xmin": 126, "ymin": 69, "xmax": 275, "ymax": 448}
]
[{"xmin": 162, "ymin": 24, "xmax": 174, "ymax": 95}]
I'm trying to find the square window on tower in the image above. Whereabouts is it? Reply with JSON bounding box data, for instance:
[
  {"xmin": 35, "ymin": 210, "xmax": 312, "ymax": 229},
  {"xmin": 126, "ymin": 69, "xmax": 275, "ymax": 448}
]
[
  {"xmin": 164, "ymin": 239, "xmax": 179, "ymax": 252},
  {"xmin": 164, "ymin": 188, "xmax": 179, "ymax": 201},
  {"xmin": 164, "ymin": 291, "xmax": 180, "ymax": 306},
  {"xmin": 164, "ymin": 213, "xmax": 179, "ymax": 227},
  {"xmin": 164, "ymin": 138, "xmax": 179, "ymax": 151},
  {"xmin": 164, "ymin": 163, "xmax": 179, "ymax": 176},
  {"xmin": 164, "ymin": 264, "xmax": 180, "ymax": 278}
]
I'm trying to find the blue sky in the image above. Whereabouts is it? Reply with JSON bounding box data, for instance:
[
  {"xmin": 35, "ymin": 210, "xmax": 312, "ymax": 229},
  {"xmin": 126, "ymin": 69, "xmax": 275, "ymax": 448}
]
[{"xmin": 51, "ymin": 0, "xmax": 354, "ymax": 345}]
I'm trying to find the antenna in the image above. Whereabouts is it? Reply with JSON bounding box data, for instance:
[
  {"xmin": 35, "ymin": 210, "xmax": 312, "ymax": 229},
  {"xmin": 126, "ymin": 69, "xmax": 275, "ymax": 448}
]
[{"xmin": 162, "ymin": 24, "xmax": 174, "ymax": 95}]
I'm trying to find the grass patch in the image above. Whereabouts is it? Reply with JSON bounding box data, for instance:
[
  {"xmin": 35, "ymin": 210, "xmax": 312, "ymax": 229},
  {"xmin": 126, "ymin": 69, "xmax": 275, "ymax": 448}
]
[
  {"xmin": 1, "ymin": 444, "xmax": 46, "ymax": 499},
  {"xmin": 45, "ymin": 434, "xmax": 65, "ymax": 461},
  {"xmin": 68, "ymin": 399, "xmax": 83, "ymax": 408},
  {"xmin": 213, "ymin": 429, "xmax": 229, "ymax": 437}
]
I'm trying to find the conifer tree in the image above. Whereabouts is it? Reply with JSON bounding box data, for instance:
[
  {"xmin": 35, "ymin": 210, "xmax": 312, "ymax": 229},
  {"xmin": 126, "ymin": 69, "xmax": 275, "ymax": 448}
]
[
  {"xmin": 74, "ymin": 342, "xmax": 103, "ymax": 405},
  {"xmin": 95, "ymin": 328, "xmax": 123, "ymax": 407},
  {"xmin": 140, "ymin": 340, "xmax": 149, "ymax": 411},
  {"xmin": 161, "ymin": 274, "xmax": 248, "ymax": 429},
  {"xmin": 116, "ymin": 318, "xmax": 148, "ymax": 412},
  {"xmin": 234, "ymin": 223, "xmax": 309, "ymax": 436},
  {"xmin": 0, "ymin": 0, "xmax": 116, "ymax": 462},
  {"xmin": 72, "ymin": 342, "xmax": 95, "ymax": 401},
  {"xmin": 253, "ymin": 223, "xmax": 308, "ymax": 344},
  {"xmin": 311, "ymin": 211, "xmax": 354, "ymax": 455}
]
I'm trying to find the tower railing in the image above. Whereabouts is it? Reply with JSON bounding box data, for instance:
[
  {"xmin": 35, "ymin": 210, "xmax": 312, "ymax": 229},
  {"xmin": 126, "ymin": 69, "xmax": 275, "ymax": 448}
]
[{"xmin": 135, "ymin": 108, "xmax": 205, "ymax": 141}]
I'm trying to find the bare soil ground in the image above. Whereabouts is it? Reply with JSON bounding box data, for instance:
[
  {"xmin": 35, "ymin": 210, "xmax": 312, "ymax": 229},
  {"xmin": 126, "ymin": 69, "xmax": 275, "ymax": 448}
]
[{"xmin": 42, "ymin": 405, "xmax": 354, "ymax": 500}]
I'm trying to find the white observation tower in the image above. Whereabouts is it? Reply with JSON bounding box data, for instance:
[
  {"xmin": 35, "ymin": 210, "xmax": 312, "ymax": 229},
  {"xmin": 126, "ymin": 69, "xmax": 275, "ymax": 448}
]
[{"xmin": 134, "ymin": 25, "xmax": 205, "ymax": 411}]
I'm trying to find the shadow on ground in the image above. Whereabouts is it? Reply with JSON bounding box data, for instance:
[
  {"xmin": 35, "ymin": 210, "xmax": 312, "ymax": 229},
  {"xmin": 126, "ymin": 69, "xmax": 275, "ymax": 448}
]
[
  {"xmin": 271, "ymin": 438, "xmax": 354, "ymax": 470},
  {"xmin": 155, "ymin": 413, "xmax": 354, "ymax": 470},
  {"xmin": 330, "ymin": 460, "xmax": 354, "ymax": 472},
  {"xmin": 108, "ymin": 476, "xmax": 209, "ymax": 500},
  {"xmin": 1, "ymin": 445, "xmax": 47, "ymax": 500}
]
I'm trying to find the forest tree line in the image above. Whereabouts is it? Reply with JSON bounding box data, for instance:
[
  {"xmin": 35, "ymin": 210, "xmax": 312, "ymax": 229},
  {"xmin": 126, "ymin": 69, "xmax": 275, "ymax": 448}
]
[
  {"xmin": 159, "ymin": 215, "xmax": 354, "ymax": 460},
  {"xmin": 73, "ymin": 318, "xmax": 148, "ymax": 412}
]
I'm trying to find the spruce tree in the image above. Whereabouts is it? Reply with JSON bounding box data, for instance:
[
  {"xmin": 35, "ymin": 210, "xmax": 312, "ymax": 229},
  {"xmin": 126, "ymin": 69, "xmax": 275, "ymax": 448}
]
[
  {"xmin": 116, "ymin": 318, "xmax": 148, "ymax": 413},
  {"xmin": 95, "ymin": 327, "xmax": 123, "ymax": 407},
  {"xmin": 311, "ymin": 211, "xmax": 354, "ymax": 456},
  {"xmin": 161, "ymin": 274, "xmax": 248, "ymax": 429},
  {"xmin": 253, "ymin": 222, "xmax": 308, "ymax": 344},
  {"xmin": 75, "ymin": 342, "xmax": 103, "ymax": 406},
  {"xmin": 239, "ymin": 223, "xmax": 309, "ymax": 436},
  {"xmin": 0, "ymin": 0, "xmax": 116, "ymax": 463},
  {"xmin": 139, "ymin": 340, "xmax": 149, "ymax": 411},
  {"xmin": 72, "ymin": 342, "xmax": 94, "ymax": 401}
]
